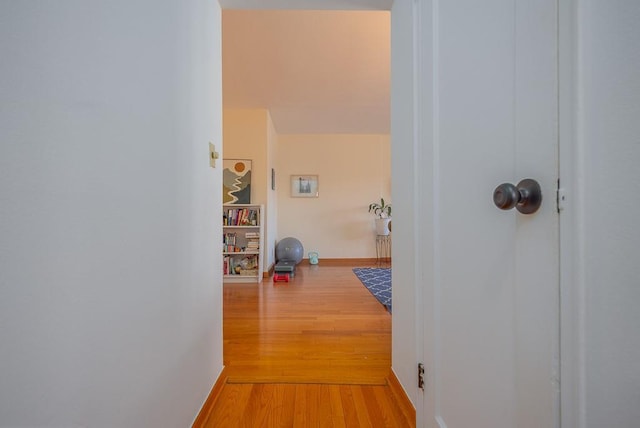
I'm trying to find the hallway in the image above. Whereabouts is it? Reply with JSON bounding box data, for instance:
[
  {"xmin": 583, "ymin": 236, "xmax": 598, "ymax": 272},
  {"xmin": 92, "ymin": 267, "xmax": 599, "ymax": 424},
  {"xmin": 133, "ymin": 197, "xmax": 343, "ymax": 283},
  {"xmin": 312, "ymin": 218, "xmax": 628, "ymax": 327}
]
[{"xmin": 195, "ymin": 265, "xmax": 414, "ymax": 426}]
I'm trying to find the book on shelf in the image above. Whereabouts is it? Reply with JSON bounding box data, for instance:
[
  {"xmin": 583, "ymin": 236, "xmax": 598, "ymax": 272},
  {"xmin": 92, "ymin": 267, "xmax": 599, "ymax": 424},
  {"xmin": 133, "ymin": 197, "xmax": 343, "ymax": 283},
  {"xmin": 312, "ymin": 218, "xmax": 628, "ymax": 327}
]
[
  {"xmin": 223, "ymin": 232, "xmax": 239, "ymax": 252},
  {"xmin": 223, "ymin": 207, "xmax": 259, "ymax": 226},
  {"xmin": 224, "ymin": 254, "xmax": 258, "ymax": 276}
]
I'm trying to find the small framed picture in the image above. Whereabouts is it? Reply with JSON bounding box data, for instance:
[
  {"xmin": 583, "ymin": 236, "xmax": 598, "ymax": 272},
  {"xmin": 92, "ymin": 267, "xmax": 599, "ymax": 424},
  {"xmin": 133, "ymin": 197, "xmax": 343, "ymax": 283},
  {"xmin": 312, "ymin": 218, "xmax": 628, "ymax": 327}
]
[{"xmin": 291, "ymin": 175, "xmax": 319, "ymax": 198}]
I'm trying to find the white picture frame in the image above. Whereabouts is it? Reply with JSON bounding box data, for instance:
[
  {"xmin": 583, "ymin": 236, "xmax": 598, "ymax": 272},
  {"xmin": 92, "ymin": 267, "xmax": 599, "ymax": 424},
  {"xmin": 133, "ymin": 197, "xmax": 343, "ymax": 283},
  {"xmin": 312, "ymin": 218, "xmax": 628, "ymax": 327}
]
[{"xmin": 290, "ymin": 175, "xmax": 319, "ymax": 198}]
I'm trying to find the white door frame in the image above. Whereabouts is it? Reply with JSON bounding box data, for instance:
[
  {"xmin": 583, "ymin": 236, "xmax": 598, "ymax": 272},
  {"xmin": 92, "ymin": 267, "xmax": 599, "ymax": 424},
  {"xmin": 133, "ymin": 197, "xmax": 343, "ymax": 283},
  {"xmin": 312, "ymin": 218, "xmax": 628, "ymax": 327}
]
[{"xmin": 558, "ymin": 0, "xmax": 581, "ymax": 427}]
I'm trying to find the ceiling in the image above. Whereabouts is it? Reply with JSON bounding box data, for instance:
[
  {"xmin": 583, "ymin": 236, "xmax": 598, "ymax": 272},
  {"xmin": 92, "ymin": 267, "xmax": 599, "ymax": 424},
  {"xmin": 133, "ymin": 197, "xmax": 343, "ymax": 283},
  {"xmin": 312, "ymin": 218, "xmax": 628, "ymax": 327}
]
[{"xmin": 222, "ymin": 10, "xmax": 390, "ymax": 134}]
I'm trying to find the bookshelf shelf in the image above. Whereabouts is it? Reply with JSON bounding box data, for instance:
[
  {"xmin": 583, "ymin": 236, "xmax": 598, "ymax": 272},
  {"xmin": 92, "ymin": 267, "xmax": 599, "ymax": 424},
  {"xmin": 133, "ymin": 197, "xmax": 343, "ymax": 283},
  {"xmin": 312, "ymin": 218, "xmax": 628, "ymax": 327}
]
[{"xmin": 223, "ymin": 204, "xmax": 264, "ymax": 283}]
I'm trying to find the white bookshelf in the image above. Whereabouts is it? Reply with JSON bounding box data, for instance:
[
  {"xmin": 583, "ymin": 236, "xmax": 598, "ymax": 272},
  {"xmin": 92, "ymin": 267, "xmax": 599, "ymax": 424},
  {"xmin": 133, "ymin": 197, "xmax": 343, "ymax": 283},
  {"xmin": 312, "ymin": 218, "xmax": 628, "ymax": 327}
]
[{"xmin": 222, "ymin": 204, "xmax": 264, "ymax": 283}]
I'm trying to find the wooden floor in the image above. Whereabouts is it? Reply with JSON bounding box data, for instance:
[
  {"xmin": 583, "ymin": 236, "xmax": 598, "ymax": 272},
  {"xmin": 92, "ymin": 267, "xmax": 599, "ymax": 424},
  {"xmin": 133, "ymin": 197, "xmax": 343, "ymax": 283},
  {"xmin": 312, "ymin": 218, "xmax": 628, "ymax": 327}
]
[{"xmin": 195, "ymin": 264, "xmax": 415, "ymax": 427}]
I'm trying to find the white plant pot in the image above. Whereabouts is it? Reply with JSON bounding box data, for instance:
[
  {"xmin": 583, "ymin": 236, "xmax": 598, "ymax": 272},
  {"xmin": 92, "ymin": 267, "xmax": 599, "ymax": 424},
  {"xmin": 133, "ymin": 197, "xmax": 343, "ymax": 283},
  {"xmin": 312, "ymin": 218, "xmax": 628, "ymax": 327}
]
[{"xmin": 375, "ymin": 218, "xmax": 392, "ymax": 236}]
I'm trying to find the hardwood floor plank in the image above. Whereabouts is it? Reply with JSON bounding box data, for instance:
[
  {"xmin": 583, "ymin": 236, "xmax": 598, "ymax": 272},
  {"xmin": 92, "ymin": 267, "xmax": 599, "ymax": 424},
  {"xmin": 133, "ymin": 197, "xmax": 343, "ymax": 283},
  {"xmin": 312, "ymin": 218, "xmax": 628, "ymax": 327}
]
[
  {"xmin": 364, "ymin": 385, "xmax": 407, "ymax": 428},
  {"xmin": 328, "ymin": 385, "xmax": 347, "ymax": 428},
  {"xmin": 265, "ymin": 384, "xmax": 296, "ymax": 428},
  {"xmin": 318, "ymin": 385, "xmax": 334, "ymax": 427},
  {"xmin": 292, "ymin": 384, "xmax": 310, "ymax": 426},
  {"xmin": 372, "ymin": 383, "xmax": 412, "ymax": 427},
  {"xmin": 241, "ymin": 384, "xmax": 272, "ymax": 427},
  {"xmin": 203, "ymin": 383, "xmax": 252, "ymax": 427},
  {"xmin": 349, "ymin": 385, "xmax": 374, "ymax": 428},
  {"xmin": 338, "ymin": 385, "xmax": 360, "ymax": 427}
]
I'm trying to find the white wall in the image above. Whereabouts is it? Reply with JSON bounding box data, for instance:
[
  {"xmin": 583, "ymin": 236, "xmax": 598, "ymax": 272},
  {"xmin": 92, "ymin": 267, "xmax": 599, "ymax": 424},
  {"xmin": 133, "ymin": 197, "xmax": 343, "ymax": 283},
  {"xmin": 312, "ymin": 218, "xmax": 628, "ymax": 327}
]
[
  {"xmin": 222, "ymin": 108, "xmax": 274, "ymax": 269},
  {"xmin": 276, "ymin": 134, "xmax": 391, "ymax": 259},
  {"xmin": 575, "ymin": 0, "xmax": 640, "ymax": 426},
  {"xmin": 266, "ymin": 111, "xmax": 279, "ymax": 269},
  {"xmin": 389, "ymin": 0, "xmax": 419, "ymax": 410},
  {"xmin": 223, "ymin": 109, "xmax": 269, "ymax": 207},
  {"xmin": 0, "ymin": 0, "xmax": 223, "ymax": 426},
  {"xmin": 224, "ymin": 111, "xmax": 392, "ymax": 264}
]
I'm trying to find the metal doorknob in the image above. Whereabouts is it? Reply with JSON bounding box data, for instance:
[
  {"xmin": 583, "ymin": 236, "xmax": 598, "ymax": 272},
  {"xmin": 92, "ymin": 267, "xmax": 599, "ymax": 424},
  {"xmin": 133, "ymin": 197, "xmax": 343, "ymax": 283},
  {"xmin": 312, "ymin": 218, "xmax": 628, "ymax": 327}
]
[{"xmin": 493, "ymin": 178, "xmax": 542, "ymax": 214}]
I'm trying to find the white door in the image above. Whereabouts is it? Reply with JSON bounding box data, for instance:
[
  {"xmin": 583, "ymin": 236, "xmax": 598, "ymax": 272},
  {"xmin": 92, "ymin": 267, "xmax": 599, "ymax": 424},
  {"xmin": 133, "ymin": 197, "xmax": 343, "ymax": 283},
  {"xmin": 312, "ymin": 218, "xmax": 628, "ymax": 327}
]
[{"xmin": 419, "ymin": 1, "xmax": 559, "ymax": 427}]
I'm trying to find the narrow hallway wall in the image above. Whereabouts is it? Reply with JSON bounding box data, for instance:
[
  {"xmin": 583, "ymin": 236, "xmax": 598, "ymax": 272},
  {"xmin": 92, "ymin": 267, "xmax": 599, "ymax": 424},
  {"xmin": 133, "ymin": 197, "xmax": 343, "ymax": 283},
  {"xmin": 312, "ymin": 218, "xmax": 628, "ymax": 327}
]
[{"xmin": 0, "ymin": 1, "xmax": 224, "ymax": 425}]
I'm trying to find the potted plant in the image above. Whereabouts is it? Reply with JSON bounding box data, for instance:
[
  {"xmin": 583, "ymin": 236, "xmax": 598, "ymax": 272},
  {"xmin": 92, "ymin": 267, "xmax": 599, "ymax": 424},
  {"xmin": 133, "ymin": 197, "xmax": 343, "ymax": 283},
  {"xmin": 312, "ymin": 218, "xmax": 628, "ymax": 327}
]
[{"xmin": 368, "ymin": 198, "xmax": 392, "ymax": 235}]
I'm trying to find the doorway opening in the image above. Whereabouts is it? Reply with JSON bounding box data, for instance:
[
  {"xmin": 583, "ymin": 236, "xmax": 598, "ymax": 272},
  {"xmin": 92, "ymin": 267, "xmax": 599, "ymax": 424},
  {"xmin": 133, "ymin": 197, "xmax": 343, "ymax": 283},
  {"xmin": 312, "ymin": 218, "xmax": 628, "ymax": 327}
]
[{"xmin": 220, "ymin": 6, "xmax": 394, "ymax": 385}]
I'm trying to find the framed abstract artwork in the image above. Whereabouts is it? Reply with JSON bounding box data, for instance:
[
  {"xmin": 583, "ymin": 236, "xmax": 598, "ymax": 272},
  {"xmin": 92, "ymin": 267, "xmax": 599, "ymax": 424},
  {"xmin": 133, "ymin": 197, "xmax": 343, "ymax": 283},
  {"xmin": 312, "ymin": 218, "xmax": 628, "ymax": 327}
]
[{"xmin": 223, "ymin": 159, "xmax": 252, "ymax": 204}]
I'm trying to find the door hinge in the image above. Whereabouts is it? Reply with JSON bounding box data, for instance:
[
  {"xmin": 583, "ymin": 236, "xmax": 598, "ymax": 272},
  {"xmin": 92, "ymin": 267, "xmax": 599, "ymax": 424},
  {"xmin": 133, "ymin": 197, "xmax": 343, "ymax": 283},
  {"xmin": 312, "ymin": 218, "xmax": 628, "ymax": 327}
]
[{"xmin": 418, "ymin": 363, "xmax": 425, "ymax": 390}]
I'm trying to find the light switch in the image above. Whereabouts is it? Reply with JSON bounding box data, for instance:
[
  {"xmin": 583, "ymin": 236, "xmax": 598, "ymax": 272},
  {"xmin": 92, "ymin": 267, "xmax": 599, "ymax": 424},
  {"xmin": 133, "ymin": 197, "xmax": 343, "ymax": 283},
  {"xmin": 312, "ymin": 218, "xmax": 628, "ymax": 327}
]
[{"xmin": 209, "ymin": 142, "xmax": 219, "ymax": 168}]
